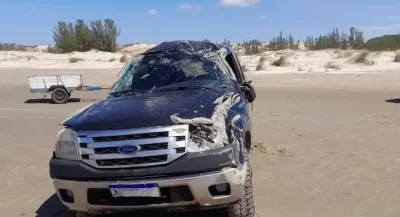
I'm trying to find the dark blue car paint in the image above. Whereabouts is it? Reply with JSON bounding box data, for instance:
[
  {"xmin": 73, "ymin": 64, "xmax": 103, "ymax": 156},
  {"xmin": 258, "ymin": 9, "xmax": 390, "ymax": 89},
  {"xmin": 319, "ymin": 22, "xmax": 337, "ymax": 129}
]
[{"xmin": 62, "ymin": 40, "xmax": 253, "ymax": 167}]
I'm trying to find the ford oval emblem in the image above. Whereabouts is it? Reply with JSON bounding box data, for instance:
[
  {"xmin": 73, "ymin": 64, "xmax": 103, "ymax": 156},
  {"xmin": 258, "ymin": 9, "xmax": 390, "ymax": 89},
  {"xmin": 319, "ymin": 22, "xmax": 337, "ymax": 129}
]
[{"xmin": 117, "ymin": 145, "xmax": 140, "ymax": 155}]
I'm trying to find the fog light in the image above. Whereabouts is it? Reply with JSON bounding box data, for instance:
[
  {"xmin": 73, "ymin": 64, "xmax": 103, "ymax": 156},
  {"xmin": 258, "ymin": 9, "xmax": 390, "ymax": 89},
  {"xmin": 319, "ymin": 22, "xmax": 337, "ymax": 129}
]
[
  {"xmin": 59, "ymin": 189, "xmax": 74, "ymax": 203},
  {"xmin": 208, "ymin": 183, "xmax": 231, "ymax": 197},
  {"xmin": 66, "ymin": 189, "xmax": 74, "ymax": 198},
  {"xmin": 215, "ymin": 183, "xmax": 228, "ymax": 192}
]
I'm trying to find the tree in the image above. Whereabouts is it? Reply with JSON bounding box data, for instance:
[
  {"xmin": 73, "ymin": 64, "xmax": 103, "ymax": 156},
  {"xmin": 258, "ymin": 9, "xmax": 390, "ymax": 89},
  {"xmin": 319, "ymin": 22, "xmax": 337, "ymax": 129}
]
[
  {"xmin": 288, "ymin": 34, "xmax": 295, "ymax": 49},
  {"xmin": 222, "ymin": 38, "xmax": 231, "ymax": 46},
  {"xmin": 304, "ymin": 36, "xmax": 315, "ymax": 50},
  {"xmin": 348, "ymin": 27, "xmax": 356, "ymax": 49},
  {"xmin": 353, "ymin": 28, "xmax": 365, "ymax": 49},
  {"xmin": 74, "ymin": 19, "xmax": 93, "ymax": 52},
  {"xmin": 340, "ymin": 30, "xmax": 348, "ymax": 49},
  {"xmin": 52, "ymin": 18, "xmax": 120, "ymax": 53}
]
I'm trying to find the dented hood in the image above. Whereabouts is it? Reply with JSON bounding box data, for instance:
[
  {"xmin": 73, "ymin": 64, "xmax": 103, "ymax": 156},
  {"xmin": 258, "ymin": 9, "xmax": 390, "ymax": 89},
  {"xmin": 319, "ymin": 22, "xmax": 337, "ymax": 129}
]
[{"xmin": 63, "ymin": 89, "xmax": 227, "ymax": 131}]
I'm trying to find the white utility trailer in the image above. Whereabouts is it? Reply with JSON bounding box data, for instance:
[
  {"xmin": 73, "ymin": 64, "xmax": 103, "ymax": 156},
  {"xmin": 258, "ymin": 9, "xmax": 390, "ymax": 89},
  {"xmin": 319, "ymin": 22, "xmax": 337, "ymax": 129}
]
[{"xmin": 28, "ymin": 74, "xmax": 93, "ymax": 104}]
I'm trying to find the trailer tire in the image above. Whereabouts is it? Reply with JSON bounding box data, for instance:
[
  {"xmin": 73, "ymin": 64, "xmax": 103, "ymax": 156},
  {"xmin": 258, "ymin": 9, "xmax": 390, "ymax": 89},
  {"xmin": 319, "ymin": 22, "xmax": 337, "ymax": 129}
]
[{"xmin": 51, "ymin": 88, "xmax": 69, "ymax": 104}]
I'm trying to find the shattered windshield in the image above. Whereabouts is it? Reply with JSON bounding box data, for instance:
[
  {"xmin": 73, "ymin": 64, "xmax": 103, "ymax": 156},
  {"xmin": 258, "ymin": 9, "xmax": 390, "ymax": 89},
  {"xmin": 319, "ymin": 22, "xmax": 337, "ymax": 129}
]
[{"xmin": 110, "ymin": 51, "xmax": 231, "ymax": 96}]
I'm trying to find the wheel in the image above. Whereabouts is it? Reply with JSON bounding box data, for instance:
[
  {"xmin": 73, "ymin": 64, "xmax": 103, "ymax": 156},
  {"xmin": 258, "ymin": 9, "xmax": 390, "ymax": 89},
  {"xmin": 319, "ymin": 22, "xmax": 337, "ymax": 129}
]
[
  {"xmin": 225, "ymin": 150, "xmax": 255, "ymax": 217},
  {"xmin": 51, "ymin": 88, "xmax": 69, "ymax": 104}
]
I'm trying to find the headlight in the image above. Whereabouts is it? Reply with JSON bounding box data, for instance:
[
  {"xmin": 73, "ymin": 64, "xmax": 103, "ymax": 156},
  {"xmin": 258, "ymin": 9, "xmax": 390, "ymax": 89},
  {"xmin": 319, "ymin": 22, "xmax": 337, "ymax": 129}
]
[
  {"xmin": 187, "ymin": 127, "xmax": 224, "ymax": 152},
  {"xmin": 55, "ymin": 128, "xmax": 79, "ymax": 160}
]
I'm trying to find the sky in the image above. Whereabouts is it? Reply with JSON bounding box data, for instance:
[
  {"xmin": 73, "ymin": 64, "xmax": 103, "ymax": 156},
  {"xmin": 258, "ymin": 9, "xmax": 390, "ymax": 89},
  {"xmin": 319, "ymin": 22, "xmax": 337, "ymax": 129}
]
[{"xmin": 0, "ymin": 0, "xmax": 399, "ymax": 45}]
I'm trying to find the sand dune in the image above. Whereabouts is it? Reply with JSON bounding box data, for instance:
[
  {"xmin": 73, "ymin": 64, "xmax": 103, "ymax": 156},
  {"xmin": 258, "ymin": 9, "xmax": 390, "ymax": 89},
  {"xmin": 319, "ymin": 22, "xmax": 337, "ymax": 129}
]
[{"xmin": 0, "ymin": 44, "xmax": 399, "ymax": 74}]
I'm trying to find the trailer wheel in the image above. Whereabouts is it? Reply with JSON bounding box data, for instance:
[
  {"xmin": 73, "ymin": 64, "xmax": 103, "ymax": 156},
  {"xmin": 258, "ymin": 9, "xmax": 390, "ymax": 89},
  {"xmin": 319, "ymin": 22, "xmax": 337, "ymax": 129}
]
[{"xmin": 51, "ymin": 88, "xmax": 69, "ymax": 104}]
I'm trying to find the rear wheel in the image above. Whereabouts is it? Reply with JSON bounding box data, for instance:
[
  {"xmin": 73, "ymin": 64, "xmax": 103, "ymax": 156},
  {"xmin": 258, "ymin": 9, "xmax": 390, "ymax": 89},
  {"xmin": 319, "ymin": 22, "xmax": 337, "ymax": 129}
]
[
  {"xmin": 225, "ymin": 150, "xmax": 255, "ymax": 217},
  {"xmin": 51, "ymin": 88, "xmax": 69, "ymax": 104}
]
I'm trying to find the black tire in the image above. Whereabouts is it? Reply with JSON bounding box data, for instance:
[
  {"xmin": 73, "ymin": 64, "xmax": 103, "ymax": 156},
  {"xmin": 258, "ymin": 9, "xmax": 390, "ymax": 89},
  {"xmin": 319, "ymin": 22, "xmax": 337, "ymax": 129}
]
[
  {"xmin": 225, "ymin": 150, "xmax": 255, "ymax": 217},
  {"xmin": 51, "ymin": 88, "xmax": 69, "ymax": 104}
]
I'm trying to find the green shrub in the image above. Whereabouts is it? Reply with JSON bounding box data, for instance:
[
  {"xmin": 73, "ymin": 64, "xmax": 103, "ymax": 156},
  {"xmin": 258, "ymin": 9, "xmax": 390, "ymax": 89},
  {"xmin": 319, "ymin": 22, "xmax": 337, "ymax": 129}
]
[
  {"xmin": 69, "ymin": 57, "xmax": 84, "ymax": 63},
  {"xmin": 324, "ymin": 61, "xmax": 342, "ymax": 70},
  {"xmin": 336, "ymin": 50, "xmax": 353, "ymax": 58},
  {"xmin": 120, "ymin": 55, "xmax": 128, "ymax": 63},
  {"xmin": 241, "ymin": 64, "xmax": 248, "ymax": 72},
  {"xmin": 395, "ymin": 53, "xmax": 400, "ymax": 62},
  {"xmin": 52, "ymin": 18, "xmax": 120, "ymax": 53},
  {"xmin": 271, "ymin": 56, "xmax": 288, "ymax": 67},
  {"xmin": 256, "ymin": 56, "xmax": 267, "ymax": 71},
  {"xmin": 351, "ymin": 51, "xmax": 374, "ymax": 65}
]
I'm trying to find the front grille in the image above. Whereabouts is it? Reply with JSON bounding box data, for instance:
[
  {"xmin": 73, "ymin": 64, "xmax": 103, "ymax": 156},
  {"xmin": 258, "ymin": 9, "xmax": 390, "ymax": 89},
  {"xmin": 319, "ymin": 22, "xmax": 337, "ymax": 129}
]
[
  {"xmin": 87, "ymin": 186, "xmax": 194, "ymax": 206},
  {"xmin": 77, "ymin": 125, "xmax": 189, "ymax": 169},
  {"xmin": 94, "ymin": 143, "xmax": 169, "ymax": 154},
  {"xmin": 93, "ymin": 132, "xmax": 169, "ymax": 143},
  {"xmin": 96, "ymin": 155, "xmax": 168, "ymax": 166}
]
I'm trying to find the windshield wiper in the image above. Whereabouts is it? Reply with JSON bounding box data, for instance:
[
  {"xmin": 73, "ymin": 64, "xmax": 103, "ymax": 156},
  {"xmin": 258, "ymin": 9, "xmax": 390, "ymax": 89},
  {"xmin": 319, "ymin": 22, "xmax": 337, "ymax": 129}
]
[
  {"xmin": 109, "ymin": 89, "xmax": 147, "ymax": 97},
  {"xmin": 153, "ymin": 85, "xmax": 214, "ymax": 92}
]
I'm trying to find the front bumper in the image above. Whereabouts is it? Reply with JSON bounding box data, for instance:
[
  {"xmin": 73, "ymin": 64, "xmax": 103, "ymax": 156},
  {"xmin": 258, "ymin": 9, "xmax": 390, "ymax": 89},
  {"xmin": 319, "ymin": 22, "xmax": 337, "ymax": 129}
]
[{"xmin": 54, "ymin": 166, "xmax": 246, "ymax": 213}]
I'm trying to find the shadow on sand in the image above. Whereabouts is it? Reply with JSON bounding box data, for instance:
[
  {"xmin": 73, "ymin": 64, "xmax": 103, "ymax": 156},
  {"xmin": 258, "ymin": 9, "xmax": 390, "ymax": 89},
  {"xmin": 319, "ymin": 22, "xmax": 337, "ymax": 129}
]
[
  {"xmin": 24, "ymin": 98, "xmax": 98, "ymax": 104},
  {"xmin": 386, "ymin": 98, "xmax": 400, "ymax": 103},
  {"xmin": 35, "ymin": 194, "xmax": 72, "ymax": 217},
  {"xmin": 36, "ymin": 194, "xmax": 224, "ymax": 217}
]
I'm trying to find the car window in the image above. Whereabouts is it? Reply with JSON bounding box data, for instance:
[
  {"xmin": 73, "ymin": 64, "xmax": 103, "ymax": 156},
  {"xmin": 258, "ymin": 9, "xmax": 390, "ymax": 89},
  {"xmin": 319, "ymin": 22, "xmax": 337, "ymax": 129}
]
[{"xmin": 110, "ymin": 51, "xmax": 232, "ymax": 94}]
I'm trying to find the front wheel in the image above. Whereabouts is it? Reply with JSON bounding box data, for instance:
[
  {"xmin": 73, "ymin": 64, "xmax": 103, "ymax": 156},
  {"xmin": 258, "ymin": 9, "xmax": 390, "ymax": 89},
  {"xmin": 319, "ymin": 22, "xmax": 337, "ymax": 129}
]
[
  {"xmin": 51, "ymin": 88, "xmax": 69, "ymax": 104},
  {"xmin": 225, "ymin": 151, "xmax": 255, "ymax": 217}
]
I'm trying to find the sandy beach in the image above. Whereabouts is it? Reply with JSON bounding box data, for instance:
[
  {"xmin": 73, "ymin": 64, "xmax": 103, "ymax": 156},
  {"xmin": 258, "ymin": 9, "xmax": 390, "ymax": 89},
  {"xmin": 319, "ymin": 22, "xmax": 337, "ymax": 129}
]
[{"xmin": 1, "ymin": 45, "xmax": 400, "ymax": 217}]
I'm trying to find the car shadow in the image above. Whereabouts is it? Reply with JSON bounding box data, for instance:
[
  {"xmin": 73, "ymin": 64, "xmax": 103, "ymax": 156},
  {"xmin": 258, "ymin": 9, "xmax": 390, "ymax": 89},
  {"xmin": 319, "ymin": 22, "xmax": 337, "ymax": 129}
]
[
  {"xmin": 36, "ymin": 194, "xmax": 223, "ymax": 217},
  {"xmin": 24, "ymin": 98, "xmax": 97, "ymax": 104},
  {"xmin": 35, "ymin": 194, "xmax": 72, "ymax": 217},
  {"xmin": 386, "ymin": 98, "xmax": 400, "ymax": 103}
]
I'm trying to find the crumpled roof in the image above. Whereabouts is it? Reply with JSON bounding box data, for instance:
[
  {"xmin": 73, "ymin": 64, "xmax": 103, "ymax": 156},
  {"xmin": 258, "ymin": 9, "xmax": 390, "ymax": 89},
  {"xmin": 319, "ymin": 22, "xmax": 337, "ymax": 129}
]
[{"xmin": 142, "ymin": 40, "xmax": 230, "ymax": 57}]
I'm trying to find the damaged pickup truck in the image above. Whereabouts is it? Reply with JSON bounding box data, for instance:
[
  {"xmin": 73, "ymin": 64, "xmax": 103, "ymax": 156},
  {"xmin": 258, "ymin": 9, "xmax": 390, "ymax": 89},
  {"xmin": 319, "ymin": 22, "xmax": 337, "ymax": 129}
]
[{"xmin": 49, "ymin": 40, "xmax": 257, "ymax": 217}]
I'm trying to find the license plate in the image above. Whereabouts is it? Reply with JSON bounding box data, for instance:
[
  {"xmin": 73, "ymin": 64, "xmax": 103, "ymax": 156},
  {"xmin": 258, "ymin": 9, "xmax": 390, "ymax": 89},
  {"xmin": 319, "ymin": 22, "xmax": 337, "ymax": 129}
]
[{"xmin": 109, "ymin": 183, "xmax": 161, "ymax": 198}]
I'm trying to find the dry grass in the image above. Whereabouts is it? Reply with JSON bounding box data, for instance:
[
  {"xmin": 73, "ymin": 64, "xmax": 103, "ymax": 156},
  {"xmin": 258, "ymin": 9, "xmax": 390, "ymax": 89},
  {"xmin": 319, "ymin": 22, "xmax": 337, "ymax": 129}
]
[
  {"xmin": 241, "ymin": 64, "xmax": 248, "ymax": 72},
  {"xmin": 69, "ymin": 57, "xmax": 84, "ymax": 63},
  {"xmin": 395, "ymin": 53, "xmax": 400, "ymax": 62},
  {"xmin": 336, "ymin": 50, "xmax": 353, "ymax": 59},
  {"xmin": 256, "ymin": 56, "xmax": 267, "ymax": 71},
  {"xmin": 324, "ymin": 61, "xmax": 342, "ymax": 70},
  {"xmin": 26, "ymin": 55, "xmax": 36, "ymax": 61},
  {"xmin": 351, "ymin": 51, "xmax": 374, "ymax": 65},
  {"xmin": 271, "ymin": 56, "xmax": 289, "ymax": 67},
  {"xmin": 120, "ymin": 55, "xmax": 128, "ymax": 63}
]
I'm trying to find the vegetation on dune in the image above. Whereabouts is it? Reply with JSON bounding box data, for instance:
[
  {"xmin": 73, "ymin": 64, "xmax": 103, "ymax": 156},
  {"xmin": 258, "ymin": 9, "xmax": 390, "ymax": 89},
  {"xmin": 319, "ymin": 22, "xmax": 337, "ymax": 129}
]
[
  {"xmin": 120, "ymin": 55, "xmax": 128, "ymax": 63},
  {"xmin": 350, "ymin": 51, "xmax": 374, "ymax": 65},
  {"xmin": 304, "ymin": 27, "xmax": 365, "ymax": 50},
  {"xmin": 237, "ymin": 27, "xmax": 368, "ymax": 55},
  {"xmin": 267, "ymin": 31, "xmax": 299, "ymax": 51},
  {"xmin": 256, "ymin": 56, "xmax": 267, "ymax": 71},
  {"xmin": 241, "ymin": 64, "xmax": 248, "ymax": 72},
  {"xmin": 336, "ymin": 50, "xmax": 353, "ymax": 58},
  {"xmin": 271, "ymin": 56, "xmax": 289, "ymax": 67},
  {"xmin": 394, "ymin": 52, "xmax": 400, "ymax": 62},
  {"xmin": 69, "ymin": 57, "xmax": 84, "ymax": 63},
  {"xmin": 241, "ymin": 40, "xmax": 262, "ymax": 55},
  {"xmin": 364, "ymin": 35, "xmax": 400, "ymax": 51},
  {"xmin": 52, "ymin": 19, "xmax": 120, "ymax": 53},
  {"xmin": 0, "ymin": 43, "xmax": 30, "ymax": 51},
  {"xmin": 3, "ymin": 20, "xmax": 400, "ymax": 56},
  {"xmin": 324, "ymin": 61, "xmax": 342, "ymax": 70}
]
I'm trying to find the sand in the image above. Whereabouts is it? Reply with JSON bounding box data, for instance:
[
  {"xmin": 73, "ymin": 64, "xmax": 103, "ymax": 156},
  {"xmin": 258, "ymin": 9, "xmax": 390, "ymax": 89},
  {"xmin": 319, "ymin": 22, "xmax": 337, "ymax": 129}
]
[
  {"xmin": 1, "ymin": 44, "xmax": 399, "ymax": 74},
  {"xmin": 1, "ymin": 44, "xmax": 400, "ymax": 217}
]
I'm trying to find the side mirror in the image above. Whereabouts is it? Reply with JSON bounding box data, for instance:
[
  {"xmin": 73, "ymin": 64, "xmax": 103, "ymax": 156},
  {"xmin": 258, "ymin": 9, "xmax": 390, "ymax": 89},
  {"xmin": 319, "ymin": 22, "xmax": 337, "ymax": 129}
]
[{"xmin": 240, "ymin": 81, "xmax": 256, "ymax": 103}]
